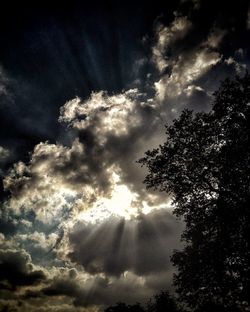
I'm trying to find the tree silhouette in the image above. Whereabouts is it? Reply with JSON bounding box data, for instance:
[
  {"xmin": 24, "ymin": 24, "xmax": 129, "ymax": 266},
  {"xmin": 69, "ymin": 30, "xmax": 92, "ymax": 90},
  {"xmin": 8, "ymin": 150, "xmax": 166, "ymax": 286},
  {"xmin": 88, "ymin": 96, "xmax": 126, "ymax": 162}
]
[
  {"xmin": 147, "ymin": 291, "xmax": 181, "ymax": 312},
  {"xmin": 104, "ymin": 302, "xmax": 145, "ymax": 312},
  {"xmin": 139, "ymin": 74, "xmax": 250, "ymax": 311},
  {"xmin": 104, "ymin": 291, "xmax": 181, "ymax": 312}
]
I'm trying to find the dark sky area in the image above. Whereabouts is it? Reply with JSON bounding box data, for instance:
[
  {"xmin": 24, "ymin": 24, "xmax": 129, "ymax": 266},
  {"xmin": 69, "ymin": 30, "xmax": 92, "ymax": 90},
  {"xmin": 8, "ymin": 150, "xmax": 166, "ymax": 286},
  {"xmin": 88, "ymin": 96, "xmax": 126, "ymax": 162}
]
[{"xmin": 0, "ymin": 1, "xmax": 249, "ymax": 311}]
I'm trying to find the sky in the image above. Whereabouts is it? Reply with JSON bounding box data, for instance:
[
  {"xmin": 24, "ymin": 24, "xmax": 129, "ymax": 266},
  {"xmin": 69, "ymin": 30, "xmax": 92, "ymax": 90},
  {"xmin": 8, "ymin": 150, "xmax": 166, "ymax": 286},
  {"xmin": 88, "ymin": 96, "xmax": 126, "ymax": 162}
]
[{"xmin": 0, "ymin": 0, "xmax": 250, "ymax": 311}]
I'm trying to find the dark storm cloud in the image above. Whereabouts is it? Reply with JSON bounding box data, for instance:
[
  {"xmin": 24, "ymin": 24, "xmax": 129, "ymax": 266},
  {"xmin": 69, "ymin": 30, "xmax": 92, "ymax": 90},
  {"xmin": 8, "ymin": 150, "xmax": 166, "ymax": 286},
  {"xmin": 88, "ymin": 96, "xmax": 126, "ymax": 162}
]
[
  {"xmin": 19, "ymin": 266, "xmax": 155, "ymax": 309},
  {"xmin": 41, "ymin": 273, "xmax": 153, "ymax": 308},
  {"xmin": 0, "ymin": 248, "xmax": 46, "ymax": 290},
  {"xmin": 68, "ymin": 209, "xmax": 183, "ymax": 276}
]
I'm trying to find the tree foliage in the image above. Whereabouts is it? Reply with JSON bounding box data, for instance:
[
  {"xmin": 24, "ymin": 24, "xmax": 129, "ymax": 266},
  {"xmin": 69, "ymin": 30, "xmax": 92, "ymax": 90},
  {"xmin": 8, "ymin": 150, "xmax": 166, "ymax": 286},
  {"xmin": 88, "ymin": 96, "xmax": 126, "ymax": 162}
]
[
  {"xmin": 104, "ymin": 302, "xmax": 145, "ymax": 312},
  {"xmin": 138, "ymin": 74, "xmax": 250, "ymax": 311},
  {"xmin": 147, "ymin": 291, "xmax": 181, "ymax": 312},
  {"xmin": 104, "ymin": 291, "xmax": 181, "ymax": 312}
]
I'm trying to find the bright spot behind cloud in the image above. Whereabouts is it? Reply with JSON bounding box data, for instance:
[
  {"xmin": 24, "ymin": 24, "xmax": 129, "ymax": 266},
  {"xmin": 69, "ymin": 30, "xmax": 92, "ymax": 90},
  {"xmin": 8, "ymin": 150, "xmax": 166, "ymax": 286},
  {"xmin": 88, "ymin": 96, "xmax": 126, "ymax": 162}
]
[{"xmin": 77, "ymin": 172, "xmax": 170, "ymax": 223}]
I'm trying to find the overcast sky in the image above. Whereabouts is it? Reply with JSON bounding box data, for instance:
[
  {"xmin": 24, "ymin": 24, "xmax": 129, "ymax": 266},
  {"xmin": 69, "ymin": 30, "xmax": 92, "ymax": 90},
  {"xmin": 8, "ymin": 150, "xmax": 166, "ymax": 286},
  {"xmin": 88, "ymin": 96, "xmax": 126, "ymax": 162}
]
[{"xmin": 0, "ymin": 1, "xmax": 250, "ymax": 311}]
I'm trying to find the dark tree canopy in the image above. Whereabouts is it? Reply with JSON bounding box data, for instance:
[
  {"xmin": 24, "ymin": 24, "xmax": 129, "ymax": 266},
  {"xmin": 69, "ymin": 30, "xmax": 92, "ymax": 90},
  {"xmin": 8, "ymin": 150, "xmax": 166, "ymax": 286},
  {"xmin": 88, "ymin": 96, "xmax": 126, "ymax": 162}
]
[
  {"xmin": 104, "ymin": 302, "xmax": 145, "ymax": 312},
  {"xmin": 104, "ymin": 291, "xmax": 181, "ymax": 312},
  {"xmin": 139, "ymin": 74, "xmax": 250, "ymax": 311},
  {"xmin": 147, "ymin": 291, "xmax": 181, "ymax": 312}
]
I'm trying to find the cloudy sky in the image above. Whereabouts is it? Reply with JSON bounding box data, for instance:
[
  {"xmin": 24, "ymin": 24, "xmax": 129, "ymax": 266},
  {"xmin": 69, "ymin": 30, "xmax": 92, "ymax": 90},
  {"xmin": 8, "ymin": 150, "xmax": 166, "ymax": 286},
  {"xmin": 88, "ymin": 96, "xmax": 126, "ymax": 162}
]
[{"xmin": 0, "ymin": 1, "xmax": 249, "ymax": 311}]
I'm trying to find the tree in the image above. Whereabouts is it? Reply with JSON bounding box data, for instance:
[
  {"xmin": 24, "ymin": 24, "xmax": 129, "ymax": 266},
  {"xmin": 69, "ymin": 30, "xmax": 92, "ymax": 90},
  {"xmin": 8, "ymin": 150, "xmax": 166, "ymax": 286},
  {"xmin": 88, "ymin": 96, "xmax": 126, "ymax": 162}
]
[
  {"xmin": 147, "ymin": 291, "xmax": 181, "ymax": 312},
  {"xmin": 104, "ymin": 302, "xmax": 145, "ymax": 312},
  {"xmin": 138, "ymin": 74, "xmax": 250, "ymax": 311},
  {"xmin": 103, "ymin": 292, "xmax": 182, "ymax": 312}
]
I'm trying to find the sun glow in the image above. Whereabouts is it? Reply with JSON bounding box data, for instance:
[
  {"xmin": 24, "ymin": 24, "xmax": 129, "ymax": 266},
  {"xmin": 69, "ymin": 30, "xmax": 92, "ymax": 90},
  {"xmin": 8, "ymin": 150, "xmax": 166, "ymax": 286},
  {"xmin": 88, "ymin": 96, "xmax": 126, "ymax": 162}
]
[
  {"xmin": 76, "ymin": 173, "xmax": 172, "ymax": 224},
  {"xmin": 78, "ymin": 182, "xmax": 139, "ymax": 223}
]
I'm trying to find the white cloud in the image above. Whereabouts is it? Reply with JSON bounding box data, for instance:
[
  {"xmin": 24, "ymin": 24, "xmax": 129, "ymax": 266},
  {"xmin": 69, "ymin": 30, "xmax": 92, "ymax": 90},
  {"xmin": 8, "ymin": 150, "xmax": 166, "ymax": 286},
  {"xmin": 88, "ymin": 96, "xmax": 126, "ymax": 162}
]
[
  {"xmin": 3, "ymin": 140, "xmax": 84, "ymax": 223},
  {"xmin": 17, "ymin": 231, "xmax": 58, "ymax": 252},
  {"xmin": 152, "ymin": 17, "xmax": 192, "ymax": 72},
  {"xmin": 154, "ymin": 49, "xmax": 221, "ymax": 101},
  {"xmin": 204, "ymin": 28, "xmax": 226, "ymax": 49},
  {"xmin": 183, "ymin": 85, "xmax": 205, "ymax": 97},
  {"xmin": 151, "ymin": 18, "xmax": 225, "ymax": 103},
  {"xmin": 59, "ymin": 90, "xmax": 143, "ymax": 141}
]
